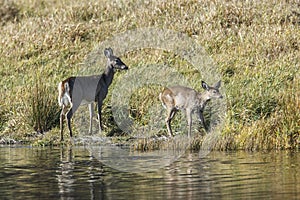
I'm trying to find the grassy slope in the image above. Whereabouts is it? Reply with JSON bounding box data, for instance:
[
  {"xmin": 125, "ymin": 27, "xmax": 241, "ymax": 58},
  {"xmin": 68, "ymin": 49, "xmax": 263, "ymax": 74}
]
[{"xmin": 0, "ymin": 0, "xmax": 299, "ymax": 149}]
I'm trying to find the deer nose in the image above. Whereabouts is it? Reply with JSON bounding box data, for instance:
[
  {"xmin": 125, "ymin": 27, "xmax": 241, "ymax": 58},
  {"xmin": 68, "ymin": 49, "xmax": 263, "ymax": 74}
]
[
  {"xmin": 122, "ymin": 65, "xmax": 128, "ymax": 70},
  {"xmin": 219, "ymin": 95, "xmax": 223, "ymax": 99}
]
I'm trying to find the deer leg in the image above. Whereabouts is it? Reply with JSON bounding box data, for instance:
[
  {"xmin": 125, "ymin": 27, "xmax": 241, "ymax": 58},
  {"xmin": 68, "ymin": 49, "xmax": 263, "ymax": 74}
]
[
  {"xmin": 60, "ymin": 105, "xmax": 67, "ymax": 141},
  {"xmin": 166, "ymin": 108, "xmax": 176, "ymax": 137},
  {"xmin": 97, "ymin": 101, "xmax": 103, "ymax": 134},
  {"xmin": 88, "ymin": 103, "xmax": 94, "ymax": 135},
  {"xmin": 198, "ymin": 110, "xmax": 208, "ymax": 131},
  {"xmin": 186, "ymin": 109, "xmax": 192, "ymax": 138},
  {"xmin": 66, "ymin": 101, "xmax": 80, "ymax": 138}
]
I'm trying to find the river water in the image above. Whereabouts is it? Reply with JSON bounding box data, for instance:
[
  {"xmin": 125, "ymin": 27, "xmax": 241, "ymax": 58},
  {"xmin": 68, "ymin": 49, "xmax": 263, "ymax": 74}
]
[{"xmin": 0, "ymin": 145, "xmax": 299, "ymax": 199}]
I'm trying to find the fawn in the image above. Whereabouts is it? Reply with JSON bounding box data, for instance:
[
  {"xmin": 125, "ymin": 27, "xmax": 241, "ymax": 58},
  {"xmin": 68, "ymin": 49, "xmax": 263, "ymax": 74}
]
[{"xmin": 159, "ymin": 81, "xmax": 223, "ymax": 137}]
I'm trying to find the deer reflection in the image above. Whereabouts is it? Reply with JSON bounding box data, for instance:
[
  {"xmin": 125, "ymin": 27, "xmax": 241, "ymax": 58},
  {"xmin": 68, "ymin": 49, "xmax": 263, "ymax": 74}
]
[
  {"xmin": 57, "ymin": 146, "xmax": 75, "ymax": 198},
  {"xmin": 163, "ymin": 152, "xmax": 213, "ymax": 199},
  {"xmin": 56, "ymin": 146, "xmax": 105, "ymax": 199}
]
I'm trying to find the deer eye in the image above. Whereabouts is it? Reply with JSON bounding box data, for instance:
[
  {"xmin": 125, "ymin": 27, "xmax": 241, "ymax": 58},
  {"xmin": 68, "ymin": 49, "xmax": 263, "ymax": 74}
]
[{"xmin": 115, "ymin": 58, "xmax": 121, "ymax": 64}]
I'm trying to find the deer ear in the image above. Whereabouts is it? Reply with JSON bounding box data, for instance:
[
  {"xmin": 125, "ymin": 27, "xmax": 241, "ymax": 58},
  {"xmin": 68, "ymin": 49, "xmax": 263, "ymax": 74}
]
[
  {"xmin": 201, "ymin": 81, "xmax": 209, "ymax": 91},
  {"xmin": 104, "ymin": 48, "xmax": 113, "ymax": 58},
  {"xmin": 213, "ymin": 80, "xmax": 221, "ymax": 89}
]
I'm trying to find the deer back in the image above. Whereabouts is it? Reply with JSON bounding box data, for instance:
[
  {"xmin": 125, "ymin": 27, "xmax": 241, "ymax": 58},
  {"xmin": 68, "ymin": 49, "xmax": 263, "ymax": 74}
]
[
  {"xmin": 161, "ymin": 86, "xmax": 200, "ymax": 111},
  {"xmin": 67, "ymin": 75, "xmax": 110, "ymax": 104}
]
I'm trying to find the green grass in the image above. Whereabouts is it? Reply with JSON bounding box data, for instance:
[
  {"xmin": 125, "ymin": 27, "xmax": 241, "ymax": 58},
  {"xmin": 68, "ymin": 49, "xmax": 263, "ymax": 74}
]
[{"xmin": 0, "ymin": 0, "xmax": 299, "ymax": 149}]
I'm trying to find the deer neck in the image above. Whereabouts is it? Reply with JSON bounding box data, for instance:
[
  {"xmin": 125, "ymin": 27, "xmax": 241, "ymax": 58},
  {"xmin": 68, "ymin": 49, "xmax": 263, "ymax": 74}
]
[
  {"xmin": 103, "ymin": 65, "xmax": 115, "ymax": 86},
  {"xmin": 198, "ymin": 92, "xmax": 210, "ymax": 111}
]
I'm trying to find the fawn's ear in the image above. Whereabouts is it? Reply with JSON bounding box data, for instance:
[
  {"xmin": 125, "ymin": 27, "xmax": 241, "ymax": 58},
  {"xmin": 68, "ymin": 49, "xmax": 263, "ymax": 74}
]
[
  {"xmin": 104, "ymin": 48, "xmax": 113, "ymax": 58},
  {"xmin": 201, "ymin": 81, "xmax": 210, "ymax": 91},
  {"xmin": 213, "ymin": 80, "xmax": 221, "ymax": 89}
]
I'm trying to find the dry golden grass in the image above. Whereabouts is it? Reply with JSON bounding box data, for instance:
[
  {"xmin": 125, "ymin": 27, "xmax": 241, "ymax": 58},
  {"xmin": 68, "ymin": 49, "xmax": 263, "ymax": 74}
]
[{"xmin": 0, "ymin": 0, "xmax": 299, "ymax": 149}]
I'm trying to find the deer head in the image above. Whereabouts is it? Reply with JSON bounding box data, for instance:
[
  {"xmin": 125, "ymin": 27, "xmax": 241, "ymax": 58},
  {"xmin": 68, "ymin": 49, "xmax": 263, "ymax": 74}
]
[
  {"xmin": 104, "ymin": 48, "xmax": 128, "ymax": 71},
  {"xmin": 201, "ymin": 80, "xmax": 223, "ymax": 101}
]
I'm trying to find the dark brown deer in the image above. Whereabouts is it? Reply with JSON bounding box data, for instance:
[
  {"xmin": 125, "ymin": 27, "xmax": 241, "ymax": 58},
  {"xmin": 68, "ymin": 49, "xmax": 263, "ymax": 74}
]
[
  {"xmin": 58, "ymin": 48, "xmax": 128, "ymax": 141},
  {"xmin": 159, "ymin": 81, "xmax": 223, "ymax": 137}
]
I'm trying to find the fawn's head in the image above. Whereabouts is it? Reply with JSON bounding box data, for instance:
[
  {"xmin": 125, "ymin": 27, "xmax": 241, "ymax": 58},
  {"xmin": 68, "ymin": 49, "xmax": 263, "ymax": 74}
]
[
  {"xmin": 104, "ymin": 47, "xmax": 128, "ymax": 70},
  {"xmin": 201, "ymin": 80, "xmax": 223, "ymax": 100}
]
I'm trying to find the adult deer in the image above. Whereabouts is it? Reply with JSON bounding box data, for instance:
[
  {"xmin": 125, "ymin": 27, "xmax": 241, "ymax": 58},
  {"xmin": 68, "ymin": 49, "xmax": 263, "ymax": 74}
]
[
  {"xmin": 58, "ymin": 48, "xmax": 128, "ymax": 141},
  {"xmin": 159, "ymin": 81, "xmax": 223, "ymax": 137}
]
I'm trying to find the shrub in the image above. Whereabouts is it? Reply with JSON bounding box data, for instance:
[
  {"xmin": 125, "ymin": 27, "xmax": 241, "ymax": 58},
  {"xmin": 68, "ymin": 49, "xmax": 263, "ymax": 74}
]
[{"xmin": 23, "ymin": 73, "xmax": 60, "ymax": 133}]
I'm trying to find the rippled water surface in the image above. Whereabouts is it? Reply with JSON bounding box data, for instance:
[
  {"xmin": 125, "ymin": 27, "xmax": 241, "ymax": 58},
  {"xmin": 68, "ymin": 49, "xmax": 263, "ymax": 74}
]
[{"xmin": 0, "ymin": 145, "xmax": 299, "ymax": 199}]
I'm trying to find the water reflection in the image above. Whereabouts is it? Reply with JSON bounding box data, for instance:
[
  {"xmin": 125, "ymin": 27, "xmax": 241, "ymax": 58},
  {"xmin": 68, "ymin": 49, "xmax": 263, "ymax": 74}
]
[
  {"xmin": 0, "ymin": 146, "xmax": 299, "ymax": 199},
  {"xmin": 57, "ymin": 147, "xmax": 75, "ymax": 197},
  {"xmin": 56, "ymin": 146, "xmax": 106, "ymax": 200},
  {"xmin": 88, "ymin": 145, "xmax": 185, "ymax": 173}
]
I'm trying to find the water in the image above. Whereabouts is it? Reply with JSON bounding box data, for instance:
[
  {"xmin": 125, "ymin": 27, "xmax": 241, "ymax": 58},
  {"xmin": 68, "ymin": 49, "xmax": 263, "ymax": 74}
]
[{"xmin": 0, "ymin": 145, "xmax": 299, "ymax": 199}]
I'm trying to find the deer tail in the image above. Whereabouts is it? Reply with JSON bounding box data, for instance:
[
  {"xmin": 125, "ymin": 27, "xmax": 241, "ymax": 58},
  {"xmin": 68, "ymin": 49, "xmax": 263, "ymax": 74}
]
[{"xmin": 58, "ymin": 81, "xmax": 71, "ymax": 107}]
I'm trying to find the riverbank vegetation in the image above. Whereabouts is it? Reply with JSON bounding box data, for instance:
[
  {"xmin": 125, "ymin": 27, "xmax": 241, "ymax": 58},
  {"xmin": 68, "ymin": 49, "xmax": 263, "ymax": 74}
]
[{"xmin": 0, "ymin": 0, "xmax": 299, "ymax": 150}]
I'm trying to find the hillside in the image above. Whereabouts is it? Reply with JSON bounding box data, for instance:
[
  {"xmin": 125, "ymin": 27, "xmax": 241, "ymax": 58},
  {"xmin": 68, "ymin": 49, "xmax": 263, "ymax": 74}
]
[{"xmin": 0, "ymin": 0, "xmax": 299, "ymax": 149}]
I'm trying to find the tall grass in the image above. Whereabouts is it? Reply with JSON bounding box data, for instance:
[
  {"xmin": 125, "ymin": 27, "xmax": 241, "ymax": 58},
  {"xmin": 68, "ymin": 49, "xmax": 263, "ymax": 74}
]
[
  {"xmin": 23, "ymin": 73, "xmax": 60, "ymax": 133},
  {"xmin": 0, "ymin": 0, "xmax": 299, "ymax": 149}
]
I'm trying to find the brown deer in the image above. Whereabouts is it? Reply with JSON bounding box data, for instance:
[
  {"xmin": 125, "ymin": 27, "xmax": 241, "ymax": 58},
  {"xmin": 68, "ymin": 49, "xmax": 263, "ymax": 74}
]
[
  {"xmin": 159, "ymin": 81, "xmax": 223, "ymax": 137},
  {"xmin": 58, "ymin": 48, "xmax": 128, "ymax": 141}
]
